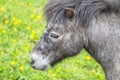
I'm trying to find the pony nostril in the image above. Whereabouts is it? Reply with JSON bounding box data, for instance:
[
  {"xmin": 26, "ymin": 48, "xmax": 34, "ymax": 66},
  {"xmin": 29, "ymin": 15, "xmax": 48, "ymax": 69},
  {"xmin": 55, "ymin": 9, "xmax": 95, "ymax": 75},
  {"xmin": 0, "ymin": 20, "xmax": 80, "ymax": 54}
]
[{"xmin": 30, "ymin": 59, "xmax": 35, "ymax": 65}]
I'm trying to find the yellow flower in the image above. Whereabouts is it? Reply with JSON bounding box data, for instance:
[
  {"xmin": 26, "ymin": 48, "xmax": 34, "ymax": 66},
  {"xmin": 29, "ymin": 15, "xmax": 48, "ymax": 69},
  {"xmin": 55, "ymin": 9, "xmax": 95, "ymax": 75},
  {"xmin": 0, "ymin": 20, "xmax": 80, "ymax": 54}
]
[
  {"xmin": 85, "ymin": 56, "xmax": 91, "ymax": 60},
  {"xmin": 14, "ymin": 20, "xmax": 19, "ymax": 26},
  {"xmin": 30, "ymin": 34, "xmax": 34, "ymax": 40},
  {"xmin": 30, "ymin": 30, "xmax": 36, "ymax": 39},
  {"xmin": 51, "ymin": 73, "xmax": 55, "ymax": 77},
  {"xmin": 19, "ymin": 3, "xmax": 24, "ymax": 7},
  {"xmin": 18, "ymin": 20, "xmax": 21, "ymax": 23},
  {"xmin": 28, "ymin": 3, "xmax": 32, "ymax": 7},
  {"xmin": 19, "ymin": 66, "xmax": 25, "ymax": 71},
  {"xmin": 49, "ymin": 69, "xmax": 56, "ymax": 77},
  {"xmin": 56, "ymin": 67, "xmax": 61, "ymax": 73},
  {"xmin": 30, "ymin": 14, "xmax": 35, "ymax": 19},
  {"xmin": 1, "ymin": 29, "xmax": 6, "ymax": 33},
  {"xmin": 49, "ymin": 69, "xmax": 53, "ymax": 74},
  {"xmin": 1, "ymin": 7, "xmax": 7, "ymax": 13},
  {"xmin": 10, "ymin": 61, "xmax": 15, "ymax": 66},
  {"xmin": 12, "ymin": 39, "xmax": 17, "ymax": 43},
  {"xmin": 5, "ymin": 20, "xmax": 9, "ymax": 24},
  {"xmin": 0, "ymin": 52, "xmax": 5, "ymax": 55},
  {"xmin": 26, "ymin": 26, "xmax": 31, "ymax": 30},
  {"xmin": 25, "ymin": 46, "xmax": 29, "ymax": 51},
  {"xmin": 36, "ymin": 15, "xmax": 41, "ymax": 21},
  {"xmin": 32, "ymin": 30, "xmax": 36, "ymax": 34}
]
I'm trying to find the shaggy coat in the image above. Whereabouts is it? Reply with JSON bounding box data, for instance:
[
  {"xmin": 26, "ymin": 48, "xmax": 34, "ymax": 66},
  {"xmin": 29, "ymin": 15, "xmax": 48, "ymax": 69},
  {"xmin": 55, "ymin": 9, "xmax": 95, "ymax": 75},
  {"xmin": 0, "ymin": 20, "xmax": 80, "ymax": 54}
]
[{"xmin": 30, "ymin": 0, "xmax": 120, "ymax": 80}]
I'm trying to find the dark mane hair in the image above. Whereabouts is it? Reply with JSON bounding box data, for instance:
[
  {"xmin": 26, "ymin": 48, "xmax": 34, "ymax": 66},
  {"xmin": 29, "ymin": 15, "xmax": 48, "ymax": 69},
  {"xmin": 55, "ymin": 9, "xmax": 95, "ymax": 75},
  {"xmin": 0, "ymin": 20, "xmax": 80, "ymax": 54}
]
[{"xmin": 45, "ymin": 0, "xmax": 120, "ymax": 27}]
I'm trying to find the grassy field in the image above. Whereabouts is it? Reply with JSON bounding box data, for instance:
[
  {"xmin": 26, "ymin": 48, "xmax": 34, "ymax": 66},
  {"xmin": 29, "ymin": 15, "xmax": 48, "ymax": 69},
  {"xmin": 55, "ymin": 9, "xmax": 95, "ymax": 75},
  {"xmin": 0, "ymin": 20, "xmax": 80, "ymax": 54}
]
[{"xmin": 0, "ymin": 0, "xmax": 105, "ymax": 80}]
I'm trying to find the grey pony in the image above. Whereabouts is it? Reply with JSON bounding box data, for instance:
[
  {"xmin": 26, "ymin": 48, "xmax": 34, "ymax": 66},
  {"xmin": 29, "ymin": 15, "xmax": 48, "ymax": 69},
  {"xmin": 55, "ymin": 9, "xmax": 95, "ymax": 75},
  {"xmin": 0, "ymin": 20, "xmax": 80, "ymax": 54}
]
[{"xmin": 30, "ymin": 0, "xmax": 120, "ymax": 80}]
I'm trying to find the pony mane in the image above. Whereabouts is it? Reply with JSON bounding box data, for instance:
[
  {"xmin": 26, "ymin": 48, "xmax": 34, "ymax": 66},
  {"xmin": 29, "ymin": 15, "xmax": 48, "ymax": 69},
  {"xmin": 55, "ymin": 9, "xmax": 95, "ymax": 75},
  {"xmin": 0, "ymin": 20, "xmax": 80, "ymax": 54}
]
[{"xmin": 45, "ymin": 0, "xmax": 120, "ymax": 27}]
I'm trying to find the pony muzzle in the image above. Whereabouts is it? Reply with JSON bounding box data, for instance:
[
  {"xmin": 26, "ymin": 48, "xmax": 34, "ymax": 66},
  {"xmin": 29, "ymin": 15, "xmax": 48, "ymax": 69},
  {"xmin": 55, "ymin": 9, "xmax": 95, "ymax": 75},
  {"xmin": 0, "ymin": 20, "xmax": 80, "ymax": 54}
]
[{"xmin": 30, "ymin": 52, "xmax": 51, "ymax": 70}]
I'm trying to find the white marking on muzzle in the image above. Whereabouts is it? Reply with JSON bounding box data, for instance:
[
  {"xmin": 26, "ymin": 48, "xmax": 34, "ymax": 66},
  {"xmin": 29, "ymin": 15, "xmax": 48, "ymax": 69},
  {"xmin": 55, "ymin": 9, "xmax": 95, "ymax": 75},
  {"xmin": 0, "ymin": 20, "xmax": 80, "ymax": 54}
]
[{"xmin": 30, "ymin": 52, "xmax": 51, "ymax": 70}]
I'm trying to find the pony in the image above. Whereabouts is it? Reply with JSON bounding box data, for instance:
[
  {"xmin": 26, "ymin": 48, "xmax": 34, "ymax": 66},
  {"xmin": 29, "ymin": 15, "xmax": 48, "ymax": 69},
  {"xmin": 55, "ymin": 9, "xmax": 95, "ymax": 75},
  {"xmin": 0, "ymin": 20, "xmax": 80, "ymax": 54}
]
[{"xmin": 30, "ymin": 0, "xmax": 120, "ymax": 80}]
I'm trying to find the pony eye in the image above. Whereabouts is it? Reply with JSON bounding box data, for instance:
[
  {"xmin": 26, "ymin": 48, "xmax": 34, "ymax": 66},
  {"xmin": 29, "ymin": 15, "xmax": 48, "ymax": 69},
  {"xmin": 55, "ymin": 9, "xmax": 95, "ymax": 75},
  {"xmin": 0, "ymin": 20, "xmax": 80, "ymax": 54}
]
[{"xmin": 50, "ymin": 32, "xmax": 59, "ymax": 38}]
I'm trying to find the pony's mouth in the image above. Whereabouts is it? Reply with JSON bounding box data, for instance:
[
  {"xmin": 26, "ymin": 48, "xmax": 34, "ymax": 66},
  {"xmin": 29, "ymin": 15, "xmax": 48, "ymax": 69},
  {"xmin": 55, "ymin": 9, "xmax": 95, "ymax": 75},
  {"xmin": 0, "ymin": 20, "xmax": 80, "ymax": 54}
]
[{"xmin": 31, "ymin": 64, "xmax": 51, "ymax": 70}]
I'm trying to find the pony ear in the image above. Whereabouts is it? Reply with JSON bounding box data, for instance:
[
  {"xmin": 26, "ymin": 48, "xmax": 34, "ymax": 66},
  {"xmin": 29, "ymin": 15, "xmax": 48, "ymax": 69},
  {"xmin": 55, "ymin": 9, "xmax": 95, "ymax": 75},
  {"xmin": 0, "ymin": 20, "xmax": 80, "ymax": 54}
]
[{"xmin": 64, "ymin": 8, "xmax": 74, "ymax": 19}]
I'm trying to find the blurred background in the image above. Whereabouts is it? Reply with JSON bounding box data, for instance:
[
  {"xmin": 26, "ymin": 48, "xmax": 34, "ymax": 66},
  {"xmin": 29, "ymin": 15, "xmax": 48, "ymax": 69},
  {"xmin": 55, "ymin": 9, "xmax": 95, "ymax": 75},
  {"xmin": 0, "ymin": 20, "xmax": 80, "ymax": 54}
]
[{"xmin": 0, "ymin": 0, "xmax": 105, "ymax": 80}]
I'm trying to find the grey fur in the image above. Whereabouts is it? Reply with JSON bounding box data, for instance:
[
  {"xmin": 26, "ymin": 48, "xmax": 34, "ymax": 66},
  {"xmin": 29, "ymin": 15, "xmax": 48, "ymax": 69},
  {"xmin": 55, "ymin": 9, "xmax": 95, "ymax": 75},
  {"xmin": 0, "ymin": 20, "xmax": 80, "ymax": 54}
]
[{"xmin": 30, "ymin": 0, "xmax": 120, "ymax": 80}]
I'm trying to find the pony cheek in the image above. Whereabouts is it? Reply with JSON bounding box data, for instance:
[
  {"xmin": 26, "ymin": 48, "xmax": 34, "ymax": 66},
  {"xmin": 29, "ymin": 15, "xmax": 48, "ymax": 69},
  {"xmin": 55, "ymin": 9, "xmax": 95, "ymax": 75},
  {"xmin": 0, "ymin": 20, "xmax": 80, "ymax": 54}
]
[
  {"xmin": 62, "ymin": 42, "xmax": 75, "ymax": 55},
  {"xmin": 63, "ymin": 39, "xmax": 83, "ymax": 56}
]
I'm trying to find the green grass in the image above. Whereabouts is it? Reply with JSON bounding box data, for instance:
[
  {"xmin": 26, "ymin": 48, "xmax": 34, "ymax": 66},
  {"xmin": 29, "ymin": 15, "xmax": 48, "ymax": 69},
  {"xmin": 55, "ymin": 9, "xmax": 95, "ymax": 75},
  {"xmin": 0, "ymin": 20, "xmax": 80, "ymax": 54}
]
[{"xmin": 0, "ymin": 0, "xmax": 105, "ymax": 80}]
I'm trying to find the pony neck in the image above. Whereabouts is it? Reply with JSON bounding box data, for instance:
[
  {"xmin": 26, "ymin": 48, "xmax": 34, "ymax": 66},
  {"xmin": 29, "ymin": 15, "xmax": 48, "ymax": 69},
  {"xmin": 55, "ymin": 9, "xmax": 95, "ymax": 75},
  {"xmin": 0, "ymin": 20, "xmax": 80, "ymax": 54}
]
[{"xmin": 84, "ymin": 13, "xmax": 120, "ymax": 80}]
